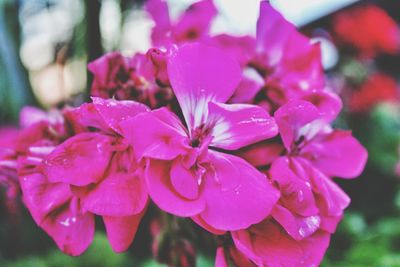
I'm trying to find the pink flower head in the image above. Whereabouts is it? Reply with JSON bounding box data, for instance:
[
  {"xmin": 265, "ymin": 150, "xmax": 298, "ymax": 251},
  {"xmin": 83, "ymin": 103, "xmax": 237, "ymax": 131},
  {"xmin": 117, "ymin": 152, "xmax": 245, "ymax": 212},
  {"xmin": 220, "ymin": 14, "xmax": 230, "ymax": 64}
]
[
  {"xmin": 333, "ymin": 4, "xmax": 400, "ymax": 58},
  {"xmin": 89, "ymin": 49, "xmax": 173, "ymax": 108},
  {"xmin": 121, "ymin": 43, "xmax": 280, "ymax": 231},
  {"xmin": 275, "ymin": 100, "xmax": 368, "ymax": 179},
  {"xmin": 146, "ymin": 0, "xmax": 217, "ymax": 47},
  {"xmin": 18, "ymin": 98, "xmax": 149, "ymax": 255},
  {"xmin": 227, "ymin": 99, "xmax": 367, "ymax": 266},
  {"xmin": 233, "ymin": 1, "xmax": 330, "ymax": 113}
]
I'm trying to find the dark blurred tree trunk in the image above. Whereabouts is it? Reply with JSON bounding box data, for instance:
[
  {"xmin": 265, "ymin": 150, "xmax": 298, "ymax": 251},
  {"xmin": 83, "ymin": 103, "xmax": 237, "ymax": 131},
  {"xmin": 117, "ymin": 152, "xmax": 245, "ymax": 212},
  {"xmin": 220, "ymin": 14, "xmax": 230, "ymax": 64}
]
[{"xmin": 85, "ymin": 0, "xmax": 103, "ymax": 92}]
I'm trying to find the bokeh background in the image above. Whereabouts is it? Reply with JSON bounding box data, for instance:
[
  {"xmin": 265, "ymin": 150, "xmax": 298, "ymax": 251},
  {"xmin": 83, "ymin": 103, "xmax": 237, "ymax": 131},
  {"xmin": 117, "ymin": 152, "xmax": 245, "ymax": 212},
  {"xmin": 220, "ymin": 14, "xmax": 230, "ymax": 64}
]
[{"xmin": 0, "ymin": 0, "xmax": 400, "ymax": 266}]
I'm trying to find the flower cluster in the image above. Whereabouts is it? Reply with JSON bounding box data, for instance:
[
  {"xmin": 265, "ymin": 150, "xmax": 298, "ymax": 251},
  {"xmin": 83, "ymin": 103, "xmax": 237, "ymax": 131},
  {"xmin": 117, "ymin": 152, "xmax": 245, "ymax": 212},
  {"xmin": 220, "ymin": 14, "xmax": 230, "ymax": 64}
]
[{"xmin": 0, "ymin": 1, "xmax": 367, "ymax": 266}]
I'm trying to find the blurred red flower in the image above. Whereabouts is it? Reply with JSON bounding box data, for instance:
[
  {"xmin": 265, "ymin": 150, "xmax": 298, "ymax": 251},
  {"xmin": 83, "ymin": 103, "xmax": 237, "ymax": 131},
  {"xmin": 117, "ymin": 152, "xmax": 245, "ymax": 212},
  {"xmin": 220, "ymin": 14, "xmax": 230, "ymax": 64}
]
[
  {"xmin": 349, "ymin": 73, "xmax": 399, "ymax": 113},
  {"xmin": 333, "ymin": 4, "xmax": 400, "ymax": 58}
]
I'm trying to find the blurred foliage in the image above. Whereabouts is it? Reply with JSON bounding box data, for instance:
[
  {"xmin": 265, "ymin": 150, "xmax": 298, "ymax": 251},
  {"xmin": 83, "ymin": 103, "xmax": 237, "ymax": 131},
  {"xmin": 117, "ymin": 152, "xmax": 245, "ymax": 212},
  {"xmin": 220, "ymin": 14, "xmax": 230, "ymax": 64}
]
[
  {"xmin": 0, "ymin": 1, "xmax": 35, "ymax": 123},
  {"xmin": 323, "ymin": 213, "xmax": 400, "ymax": 267}
]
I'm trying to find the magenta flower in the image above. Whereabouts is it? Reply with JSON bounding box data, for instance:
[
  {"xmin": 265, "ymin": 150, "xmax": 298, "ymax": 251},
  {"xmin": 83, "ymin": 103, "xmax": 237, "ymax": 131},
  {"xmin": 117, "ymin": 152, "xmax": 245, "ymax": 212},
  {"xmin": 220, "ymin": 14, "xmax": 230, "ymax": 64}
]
[
  {"xmin": 230, "ymin": 1, "xmax": 336, "ymax": 115},
  {"xmin": 121, "ymin": 43, "xmax": 279, "ymax": 231},
  {"xmin": 275, "ymin": 99, "xmax": 367, "ymax": 179},
  {"xmin": 89, "ymin": 49, "xmax": 173, "ymax": 108},
  {"xmin": 146, "ymin": 0, "xmax": 217, "ymax": 47},
  {"xmin": 226, "ymin": 99, "xmax": 367, "ymax": 266},
  {"xmin": 18, "ymin": 98, "xmax": 149, "ymax": 255}
]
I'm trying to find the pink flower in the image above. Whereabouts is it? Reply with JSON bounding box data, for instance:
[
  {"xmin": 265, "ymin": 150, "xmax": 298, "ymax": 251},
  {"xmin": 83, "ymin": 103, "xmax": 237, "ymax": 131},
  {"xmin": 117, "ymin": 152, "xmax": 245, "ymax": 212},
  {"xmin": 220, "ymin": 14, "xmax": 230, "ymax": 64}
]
[
  {"xmin": 274, "ymin": 100, "xmax": 368, "ymax": 179},
  {"xmin": 227, "ymin": 100, "xmax": 367, "ymax": 266},
  {"xmin": 121, "ymin": 43, "xmax": 279, "ymax": 231},
  {"xmin": 18, "ymin": 98, "xmax": 149, "ymax": 255},
  {"xmin": 89, "ymin": 49, "xmax": 173, "ymax": 108},
  {"xmin": 333, "ymin": 4, "xmax": 400, "ymax": 58},
  {"xmin": 146, "ymin": 0, "xmax": 217, "ymax": 47},
  {"xmin": 232, "ymin": 2, "xmax": 330, "ymax": 113}
]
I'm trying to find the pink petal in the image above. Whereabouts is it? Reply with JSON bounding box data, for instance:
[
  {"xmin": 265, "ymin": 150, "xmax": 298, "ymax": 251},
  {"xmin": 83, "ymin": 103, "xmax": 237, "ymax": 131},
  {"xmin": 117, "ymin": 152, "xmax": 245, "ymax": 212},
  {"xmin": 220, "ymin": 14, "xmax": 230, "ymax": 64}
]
[
  {"xmin": 269, "ymin": 157, "xmax": 318, "ymax": 217},
  {"xmin": 145, "ymin": 159, "xmax": 206, "ymax": 217},
  {"xmin": 41, "ymin": 206, "xmax": 95, "ymax": 256},
  {"xmin": 43, "ymin": 133, "xmax": 114, "ymax": 186},
  {"xmin": 81, "ymin": 172, "xmax": 148, "ymax": 216},
  {"xmin": 19, "ymin": 172, "xmax": 71, "ymax": 224},
  {"xmin": 170, "ymin": 158, "xmax": 199, "ymax": 200},
  {"xmin": 103, "ymin": 210, "xmax": 145, "ymax": 253},
  {"xmin": 229, "ymin": 69, "xmax": 263, "ymax": 103},
  {"xmin": 277, "ymin": 35, "xmax": 325, "ymax": 92},
  {"xmin": 146, "ymin": 0, "xmax": 172, "ymax": 46},
  {"xmin": 272, "ymin": 204, "xmax": 320, "ymax": 241},
  {"xmin": 302, "ymin": 130, "xmax": 368, "ymax": 178},
  {"xmin": 199, "ymin": 151, "xmax": 280, "ymax": 231},
  {"xmin": 215, "ymin": 247, "xmax": 229, "ymax": 267},
  {"xmin": 302, "ymin": 90, "xmax": 343, "ymax": 123},
  {"xmin": 274, "ymin": 100, "xmax": 320, "ymax": 150},
  {"xmin": 309, "ymin": 164, "xmax": 351, "ymax": 217},
  {"xmin": 211, "ymin": 34, "xmax": 256, "ymax": 67},
  {"xmin": 119, "ymin": 108, "xmax": 189, "ymax": 160},
  {"xmin": 232, "ymin": 220, "xmax": 330, "ymax": 267},
  {"xmin": 167, "ymin": 43, "xmax": 242, "ymax": 129},
  {"xmin": 236, "ymin": 141, "xmax": 284, "ymax": 168},
  {"xmin": 208, "ymin": 102, "xmax": 278, "ymax": 150},
  {"xmin": 91, "ymin": 97, "xmax": 149, "ymax": 134},
  {"xmin": 256, "ymin": 1, "xmax": 296, "ymax": 66},
  {"xmin": 175, "ymin": 0, "xmax": 217, "ymax": 41}
]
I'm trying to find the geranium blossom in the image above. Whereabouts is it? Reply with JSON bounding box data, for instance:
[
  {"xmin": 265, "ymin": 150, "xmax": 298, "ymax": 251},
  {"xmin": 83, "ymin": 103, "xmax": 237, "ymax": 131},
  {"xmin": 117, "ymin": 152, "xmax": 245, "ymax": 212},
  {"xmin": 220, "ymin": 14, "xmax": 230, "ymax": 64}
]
[
  {"xmin": 121, "ymin": 43, "xmax": 279, "ymax": 231},
  {"xmin": 0, "ymin": 0, "xmax": 369, "ymax": 264},
  {"xmin": 18, "ymin": 98, "xmax": 149, "ymax": 255},
  {"xmin": 230, "ymin": 2, "xmax": 328, "ymax": 113},
  {"xmin": 228, "ymin": 100, "xmax": 367, "ymax": 266},
  {"xmin": 348, "ymin": 73, "xmax": 399, "ymax": 113},
  {"xmin": 89, "ymin": 49, "xmax": 173, "ymax": 108},
  {"xmin": 333, "ymin": 4, "xmax": 400, "ymax": 58},
  {"xmin": 146, "ymin": 0, "xmax": 217, "ymax": 47}
]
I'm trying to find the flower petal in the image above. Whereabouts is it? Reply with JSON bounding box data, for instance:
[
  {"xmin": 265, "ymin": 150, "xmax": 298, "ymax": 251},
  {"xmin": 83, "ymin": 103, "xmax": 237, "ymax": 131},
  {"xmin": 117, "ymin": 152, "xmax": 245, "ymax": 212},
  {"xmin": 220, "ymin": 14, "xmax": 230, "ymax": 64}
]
[
  {"xmin": 302, "ymin": 90, "xmax": 342, "ymax": 123},
  {"xmin": 43, "ymin": 133, "xmax": 114, "ymax": 186},
  {"xmin": 232, "ymin": 220, "xmax": 330, "ymax": 267},
  {"xmin": 175, "ymin": 0, "xmax": 217, "ymax": 41},
  {"xmin": 103, "ymin": 210, "xmax": 146, "ymax": 253},
  {"xmin": 274, "ymin": 100, "xmax": 320, "ymax": 150},
  {"xmin": 145, "ymin": 159, "xmax": 206, "ymax": 217},
  {"xmin": 208, "ymin": 102, "xmax": 278, "ymax": 150},
  {"xmin": 19, "ymin": 172, "xmax": 71, "ymax": 224},
  {"xmin": 170, "ymin": 158, "xmax": 199, "ymax": 200},
  {"xmin": 41, "ymin": 206, "xmax": 95, "ymax": 256},
  {"xmin": 146, "ymin": 0, "xmax": 172, "ymax": 46},
  {"xmin": 302, "ymin": 130, "xmax": 368, "ymax": 178},
  {"xmin": 91, "ymin": 97, "xmax": 149, "ymax": 134},
  {"xmin": 119, "ymin": 108, "xmax": 189, "ymax": 160},
  {"xmin": 81, "ymin": 172, "xmax": 148, "ymax": 216},
  {"xmin": 167, "ymin": 43, "xmax": 241, "ymax": 129},
  {"xmin": 215, "ymin": 247, "xmax": 229, "ymax": 267},
  {"xmin": 272, "ymin": 204, "xmax": 320, "ymax": 241},
  {"xmin": 269, "ymin": 157, "xmax": 318, "ymax": 217},
  {"xmin": 256, "ymin": 1, "xmax": 296, "ymax": 66},
  {"xmin": 199, "ymin": 151, "xmax": 280, "ymax": 231}
]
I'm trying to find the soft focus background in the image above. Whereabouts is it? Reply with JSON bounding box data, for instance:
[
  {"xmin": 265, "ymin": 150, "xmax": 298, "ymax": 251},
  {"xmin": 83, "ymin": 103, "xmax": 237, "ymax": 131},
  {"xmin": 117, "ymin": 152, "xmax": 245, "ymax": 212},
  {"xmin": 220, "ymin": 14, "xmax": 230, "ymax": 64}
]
[{"xmin": 1, "ymin": 0, "xmax": 400, "ymax": 266}]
